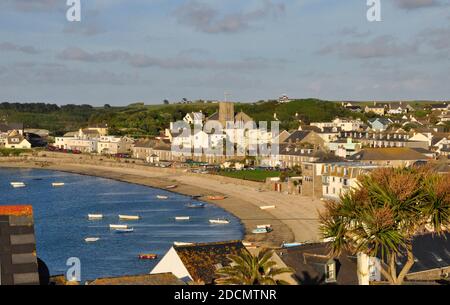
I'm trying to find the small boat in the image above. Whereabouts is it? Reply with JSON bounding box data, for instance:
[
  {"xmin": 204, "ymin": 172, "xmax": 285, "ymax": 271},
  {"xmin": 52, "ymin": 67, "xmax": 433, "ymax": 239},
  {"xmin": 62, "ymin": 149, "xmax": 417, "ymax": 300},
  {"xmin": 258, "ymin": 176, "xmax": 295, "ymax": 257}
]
[
  {"xmin": 52, "ymin": 182, "xmax": 65, "ymax": 187},
  {"xmin": 260, "ymin": 205, "xmax": 276, "ymax": 210},
  {"xmin": 84, "ymin": 237, "xmax": 100, "ymax": 243},
  {"xmin": 174, "ymin": 242, "xmax": 194, "ymax": 246},
  {"xmin": 282, "ymin": 242, "xmax": 303, "ymax": 248},
  {"xmin": 175, "ymin": 216, "xmax": 190, "ymax": 221},
  {"xmin": 115, "ymin": 228, "xmax": 134, "ymax": 233},
  {"xmin": 166, "ymin": 185, "xmax": 178, "ymax": 189},
  {"xmin": 119, "ymin": 215, "xmax": 140, "ymax": 220},
  {"xmin": 207, "ymin": 195, "xmax": 226, "ymax": 200},
  {"xmin": 209, "ymin": 219, "xmax": 230, "ymax": 224},
  {"xmin": 109, "ymin": 224, "xmax": 128, "ymax": 230},
  {"xmin": 186, "ymin": 202, "xmax": 206, "ymax": 208},
  {"xmin": 156, "ymin": 195, "xmax": 169, "ymax": 200},
  {"xmin": 10, "ymin": 182, "xmax": 26, "ymax": 188},
  {"xmin": 88, "ymin": 214, "xmax": 103, "ymax": 220},
  {"xmin": 257, "ymin": 224, "xmax": 272, "ymax": 229},
  {"xmin": 252, "ymin": 227, "xmax": 272, "ymax": 234},
  {"xmin": 139, "ymin": 253, "xmax": 158, "ymax": 260}
]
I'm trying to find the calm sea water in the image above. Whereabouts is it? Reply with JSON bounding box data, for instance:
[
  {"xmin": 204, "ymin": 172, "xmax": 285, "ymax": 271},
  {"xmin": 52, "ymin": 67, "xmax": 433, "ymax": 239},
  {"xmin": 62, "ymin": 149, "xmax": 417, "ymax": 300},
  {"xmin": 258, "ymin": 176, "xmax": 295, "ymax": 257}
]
[{"xmin": 0, "ymin": 168, "xmax": 243, "ymax": 281}]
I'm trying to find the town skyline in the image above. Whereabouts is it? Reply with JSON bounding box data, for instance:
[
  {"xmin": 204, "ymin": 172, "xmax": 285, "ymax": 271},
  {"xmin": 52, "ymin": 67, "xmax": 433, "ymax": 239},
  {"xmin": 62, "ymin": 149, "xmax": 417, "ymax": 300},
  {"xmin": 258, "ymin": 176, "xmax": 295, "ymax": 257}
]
[{"xmin": 1, "ymin": 0, "xmax": 450, "ymax": 105}]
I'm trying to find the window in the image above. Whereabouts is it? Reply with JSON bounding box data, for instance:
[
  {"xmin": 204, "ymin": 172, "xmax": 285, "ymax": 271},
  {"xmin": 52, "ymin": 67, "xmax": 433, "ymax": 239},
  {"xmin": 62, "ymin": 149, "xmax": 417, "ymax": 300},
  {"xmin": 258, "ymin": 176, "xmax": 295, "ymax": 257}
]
[{"xmin": 325, "ymin": 259, "xmax": 337, "ymax": 283}]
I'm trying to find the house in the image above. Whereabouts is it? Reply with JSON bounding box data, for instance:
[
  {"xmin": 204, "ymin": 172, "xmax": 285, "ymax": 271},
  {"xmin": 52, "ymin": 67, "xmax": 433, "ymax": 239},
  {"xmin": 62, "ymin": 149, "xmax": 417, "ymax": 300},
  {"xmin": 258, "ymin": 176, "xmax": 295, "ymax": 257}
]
[
  {"xmin": 150, "ymin": 240, "xmax": 246, "ymax": 284},
  {"xmin": 338, "ymin": 130, "xmax": 428, "ymax": 150},
  {"xmin": 431, "ymin": 103, "xmax": 449, "ymax": 113},
  {"xmin": 0, "ymin": 122, "xmax": 24, "ymax": 135},
  {"xmin": 311, "ymin": 118, "xmax": 364, "ymax": 132},
  {"xmin": 349, "ymin": 147, "xmax": 428, "ymax": 167},
  {"xmin": 368, "ymin": 118, "xmax": 393, "ymax": 131},
  {"xmin": 365, "ymin": 103, "xmax": 387, "ymax": 115},
  {"xmin": 183, "ymin": 112, "xmax": 204, "ymax": 126},
  {"xmin": 321, "ymin": 163, "xmax": 380, "ymax": 201},
  {"xmin": 283, "ymin": 130, "xmax": 325, "ymax": 149},
  {"xmin": 387, "ymin": 102, "xmax": 414, "ymax": 115},
  {"xmin": 87, "ymin": 273, "xmax": 185, "ymax": 285},
  {"xmin": 0, "ymin": 205, "xmax": 40, "ymax": 285},
  {"xmin": 278, "ymin": 94, "xmax": 291, "ymax": 103},
  {"xmin": 270, "ymin": 144, "xmax": 325, "ymax": 169},
  {"xmin": 327, "ymin": 138, "xmax": 362, "ymax": 158},
  {"xmin": 4, "ymin": 130, "xmax": 32, "ymax": 149},
  {"xmin": 97, "ymin": 136, "xmax": 134, "ymax": 155}
]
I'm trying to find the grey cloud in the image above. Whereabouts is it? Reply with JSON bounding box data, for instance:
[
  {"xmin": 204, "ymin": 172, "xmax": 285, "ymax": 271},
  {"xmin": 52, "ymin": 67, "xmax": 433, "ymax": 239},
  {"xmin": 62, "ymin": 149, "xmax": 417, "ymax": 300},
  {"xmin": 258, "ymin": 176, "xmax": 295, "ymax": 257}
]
[
  {"xmin": 0, "ymin": 42, "xmax": 40, "ymax": 54},
  {"xmin": 57, "ymin": 47, "xmax": 273, "ymax": 70},
  {"xmin": 391, "ymin": 0, "xmax": 443, "ymax": 10},
  {"xmin": 174, "ymin": 0, "xmax": 285, "ymax": 34},
  {"xmin": 317, "ymin": 35, "xmax": 418, "ymax": 59}
]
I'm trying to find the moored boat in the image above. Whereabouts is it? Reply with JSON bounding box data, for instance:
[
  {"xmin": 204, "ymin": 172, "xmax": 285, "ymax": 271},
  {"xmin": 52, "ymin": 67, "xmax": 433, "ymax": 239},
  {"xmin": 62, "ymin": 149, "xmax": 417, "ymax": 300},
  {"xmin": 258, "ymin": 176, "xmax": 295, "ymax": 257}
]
[
  {"xmin": 209, "ymin": 218, "xmax": 230, "ymax": 224},
  {"xmin": 109, "ymin": 224, "xmax": 128, "ymax": 230},
  {"xmin": 115, "ymin": 228, "xmax": 134, "ymax": 233},
  {"xmin": 84, "ymin": 237, "xmax": 100, "ymax": 243},
  {"xmin": 10, "ymin": 182, "xmax": 26, "ymax": 188},
  {"xmin": 139, "ymin": 253, "xmax": 158, "ymax": 260},
  {"xmin": 256, "ymin": 224, "xmax": 272, "ymax": 229},
  {"xmin": 52, "ymin": 182, "xmax": 65, "ymax": 187},
  {"xmin": 119, "ymin": 215, "xmax": 140, "ymax": 220},
  {"xmin": 174, "ymin": 242, "xmax": 194, "ymax": 246},
  {"xmin": 281, "ymin": 242, "xmax": 303, "ymax": 248},
  {"xmin": 252, "ymin": 227, "xmax": 272, "ymax": 234},
  {"xmin": 175, "ymin": 216, "xmax": 190, "ymax": 221},
  {"xmin": 156, "ymin": 195, "xmax": 169, "ymax": 200},
  {"xmin": 88, "ymin": 214, "xmax": 103, "ymax": 220},
  {"xmin": 260, "ymin": 205, "xmax": 276, "ymax": 210},
  {"xmin": 166, "ymin": 185, "xmax": 177, "ymax": 189},
  {"xmin": 186, "ymin": 202, "xmax": 206, "ymax": 208}
]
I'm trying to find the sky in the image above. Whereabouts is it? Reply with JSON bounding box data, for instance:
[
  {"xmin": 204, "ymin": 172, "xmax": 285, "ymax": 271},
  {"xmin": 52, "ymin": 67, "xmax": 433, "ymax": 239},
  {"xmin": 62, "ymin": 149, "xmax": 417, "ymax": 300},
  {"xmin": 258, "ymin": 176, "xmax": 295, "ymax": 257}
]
[{"xmin": 0, "ymin": 0, "xmax": 449, "ymax": 105}]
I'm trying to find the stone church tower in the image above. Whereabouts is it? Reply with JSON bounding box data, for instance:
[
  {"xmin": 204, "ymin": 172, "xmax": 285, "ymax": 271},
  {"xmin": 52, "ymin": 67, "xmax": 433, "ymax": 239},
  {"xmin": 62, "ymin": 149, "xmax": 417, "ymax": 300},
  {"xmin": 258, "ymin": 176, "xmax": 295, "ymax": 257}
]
[{"xmin": 219, "ymin": 102, "xmax": 235, "ymax": 128}]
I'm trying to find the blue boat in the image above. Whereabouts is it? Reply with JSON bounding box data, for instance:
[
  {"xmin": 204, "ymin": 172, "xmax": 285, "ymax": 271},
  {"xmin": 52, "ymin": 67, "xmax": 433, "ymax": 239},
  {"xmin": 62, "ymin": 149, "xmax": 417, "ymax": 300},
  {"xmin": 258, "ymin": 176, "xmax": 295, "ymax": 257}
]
[
  {"xmin": 186, "ymin": 202, "xmax": 206, "ymax": 208},
  {"xmin": 281, "ymin": 242, "xmax": 303, "ymax": 248},
  {"xmin": 115, "ymin": 228, "xmax": 134, "ymax": 234}
]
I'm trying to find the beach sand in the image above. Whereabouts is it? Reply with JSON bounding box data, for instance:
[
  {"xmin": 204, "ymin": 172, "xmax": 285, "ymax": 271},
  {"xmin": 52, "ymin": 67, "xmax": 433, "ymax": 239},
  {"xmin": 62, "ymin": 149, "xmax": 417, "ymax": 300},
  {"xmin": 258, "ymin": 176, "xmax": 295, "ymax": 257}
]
[{"xmin": 0, "ymin": 155, "xmax": 325, "ymax": 248}]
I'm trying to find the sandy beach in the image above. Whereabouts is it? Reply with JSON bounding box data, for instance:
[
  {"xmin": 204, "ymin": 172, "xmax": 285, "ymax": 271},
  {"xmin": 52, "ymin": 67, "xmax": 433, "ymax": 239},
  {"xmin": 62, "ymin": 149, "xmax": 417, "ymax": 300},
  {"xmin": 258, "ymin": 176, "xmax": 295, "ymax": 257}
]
[{"xmin": 0, "ymin": 154, "xmax": 325, "ymax": 248}]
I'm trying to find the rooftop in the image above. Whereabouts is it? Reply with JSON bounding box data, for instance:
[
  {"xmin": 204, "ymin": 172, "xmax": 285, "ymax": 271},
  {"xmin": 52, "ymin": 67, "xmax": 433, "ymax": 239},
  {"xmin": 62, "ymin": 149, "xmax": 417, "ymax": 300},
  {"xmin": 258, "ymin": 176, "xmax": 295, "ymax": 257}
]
[
  {"xmin": 349, "ymin": 148, "xmax": 427, "ymax": 161},
  {"xmin": 87, "ymin": 273, "xmax": 186, "ymax": 285}
]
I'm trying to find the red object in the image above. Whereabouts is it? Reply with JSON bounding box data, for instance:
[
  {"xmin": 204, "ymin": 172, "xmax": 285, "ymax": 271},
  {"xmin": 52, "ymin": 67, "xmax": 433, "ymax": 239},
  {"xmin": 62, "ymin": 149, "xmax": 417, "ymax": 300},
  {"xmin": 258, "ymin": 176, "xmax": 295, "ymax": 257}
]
[
  {"xmin": 0, "ymin": 205, "xmax": 33, "ymax": 216},
  {"xmin": 138, "ymin": 254, "xmax": 158, "ymax": 260}
]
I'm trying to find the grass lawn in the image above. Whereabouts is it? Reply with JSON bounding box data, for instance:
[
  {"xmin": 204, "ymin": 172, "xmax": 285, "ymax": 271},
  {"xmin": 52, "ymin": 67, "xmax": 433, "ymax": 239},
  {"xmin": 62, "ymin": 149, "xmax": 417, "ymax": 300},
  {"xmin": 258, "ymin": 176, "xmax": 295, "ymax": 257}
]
[{"xmin": 217, "ymin": 169, "xmax": 281, "ymax": 182}]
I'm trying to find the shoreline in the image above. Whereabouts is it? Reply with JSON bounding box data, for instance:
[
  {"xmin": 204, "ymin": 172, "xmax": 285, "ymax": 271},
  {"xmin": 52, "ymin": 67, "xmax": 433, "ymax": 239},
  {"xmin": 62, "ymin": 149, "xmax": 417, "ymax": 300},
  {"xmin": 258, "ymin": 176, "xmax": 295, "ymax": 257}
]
[{"xmin": 0, "ymin": 155, "xmax": 324, "ymax": 248}]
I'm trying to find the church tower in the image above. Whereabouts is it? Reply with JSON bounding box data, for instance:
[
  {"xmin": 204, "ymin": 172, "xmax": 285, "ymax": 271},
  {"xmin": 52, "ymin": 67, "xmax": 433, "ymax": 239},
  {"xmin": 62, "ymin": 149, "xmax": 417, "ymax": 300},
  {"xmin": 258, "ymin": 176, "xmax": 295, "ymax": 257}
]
[{"xmin": 219, "ymin": 102, "xmax": 235, "ymax": 128}]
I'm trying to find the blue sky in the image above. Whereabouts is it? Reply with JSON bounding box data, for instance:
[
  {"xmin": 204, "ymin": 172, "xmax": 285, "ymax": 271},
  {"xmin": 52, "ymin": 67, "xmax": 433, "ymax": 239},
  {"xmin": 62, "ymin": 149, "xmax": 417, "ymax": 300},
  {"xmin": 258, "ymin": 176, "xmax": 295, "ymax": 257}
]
[{"xmin": 0, "ymin": 0, "xmax": 449, "ymax": 105}]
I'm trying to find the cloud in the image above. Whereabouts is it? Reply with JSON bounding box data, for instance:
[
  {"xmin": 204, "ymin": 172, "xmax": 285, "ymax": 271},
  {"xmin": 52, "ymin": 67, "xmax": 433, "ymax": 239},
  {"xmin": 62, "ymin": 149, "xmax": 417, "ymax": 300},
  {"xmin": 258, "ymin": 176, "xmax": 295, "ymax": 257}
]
[
  {"xmin": 317, "ymin": 35, "xmax": 418, "ymax": 59},
  {"xmin": 57, "ymin": 47, "xmax": 275, "ymax": 70},
  {"xmin": 391, "ymin": 0, "xmax": 443, "ymax": 10},
  {"xmin": 0, "ymin": 42, "xmax": 40, "ymax": 54},
  {"xmin": 174, "ymin": 0, "xmax": 285, "ymax": 34}
]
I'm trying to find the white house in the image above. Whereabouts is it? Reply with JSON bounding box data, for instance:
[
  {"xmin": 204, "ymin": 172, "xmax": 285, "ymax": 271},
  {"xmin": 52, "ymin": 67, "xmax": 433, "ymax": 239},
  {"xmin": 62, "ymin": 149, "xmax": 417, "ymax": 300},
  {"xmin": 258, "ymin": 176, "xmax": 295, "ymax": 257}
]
[
  {"xmin": 4, "ymin": 130, "xmax": 31, "ymax": 149},
  {"xmin": 183, "ymin": 112, "xmax": 204, "ymax": 126}
]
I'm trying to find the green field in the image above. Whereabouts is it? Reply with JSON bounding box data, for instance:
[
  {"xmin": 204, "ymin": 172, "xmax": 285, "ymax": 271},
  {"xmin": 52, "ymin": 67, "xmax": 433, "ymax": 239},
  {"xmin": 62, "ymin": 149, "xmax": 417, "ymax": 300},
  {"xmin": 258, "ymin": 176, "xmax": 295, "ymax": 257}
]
[{"xmin": 217, "ymin": 170, "xmax": 282, "ymax": 182}]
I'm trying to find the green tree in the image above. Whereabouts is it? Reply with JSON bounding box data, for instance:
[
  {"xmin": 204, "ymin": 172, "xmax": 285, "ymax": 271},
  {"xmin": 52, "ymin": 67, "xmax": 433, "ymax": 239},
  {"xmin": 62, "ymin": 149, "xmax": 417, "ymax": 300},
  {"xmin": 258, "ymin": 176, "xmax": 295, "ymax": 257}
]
[
  {"xmin": 215, "ymin": 248, "xmax": 293, "ymax": 285},
  {"xmin": 320, "ymin": 167, "xmax": 450, "ymax": 285}
]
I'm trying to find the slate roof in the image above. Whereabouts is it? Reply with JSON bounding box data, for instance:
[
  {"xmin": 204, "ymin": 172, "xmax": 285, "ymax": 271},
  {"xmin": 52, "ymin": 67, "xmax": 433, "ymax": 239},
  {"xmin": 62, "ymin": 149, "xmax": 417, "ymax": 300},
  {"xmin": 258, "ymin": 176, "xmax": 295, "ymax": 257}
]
[
  {"xmin": 207, "ymin": 112, "xmax": 219, "ymax": 121},
  {"xmin": 279, "ymin": 242, "xmax": 358, "ymax": 285},
  {"xmin": 174, "ymin": 240, "xmax": 246, "ymax": 284},
  {"xmin": 349, "ymin": 148, "xmax": 427, "ymax": 161},
  {"xmin": 0, "ymin": 122, "xmax": 23, "ymax": 132},
  {"xmin": 87, "ymin": 273, "xmax": 185, "ymax": 285},
  {"xmin": 284, "ymin": 130, "xmax": 312, "ymax": 143}
]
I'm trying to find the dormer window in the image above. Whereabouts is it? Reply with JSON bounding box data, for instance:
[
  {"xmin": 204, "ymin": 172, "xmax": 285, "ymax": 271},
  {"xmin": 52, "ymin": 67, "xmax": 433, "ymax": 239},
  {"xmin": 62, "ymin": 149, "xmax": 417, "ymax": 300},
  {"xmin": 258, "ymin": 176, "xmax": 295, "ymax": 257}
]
[{"xmin": 325, "ymin": 259, "xmax": 337, "ymax": 283}]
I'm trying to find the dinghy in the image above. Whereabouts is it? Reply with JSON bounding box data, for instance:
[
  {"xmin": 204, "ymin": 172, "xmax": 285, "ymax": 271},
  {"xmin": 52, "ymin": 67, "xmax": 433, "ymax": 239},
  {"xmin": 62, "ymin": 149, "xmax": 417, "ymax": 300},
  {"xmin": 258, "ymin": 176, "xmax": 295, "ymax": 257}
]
[
  {"xmin": 252, "ymin": 227, "xmax": 272, "ymax": 234},
  {"xmin": 88, "ymin": 214, "xmax": 103, "ymax": 220},
  {"xmin": 119, "ymin": 215, "xmax": 140, "ymax": 220},
  {"xmin": 209, "ymin": 219, "xmax": 230, "ymax": 224},
  {"xmin": 109, "ymin": 224, "xmax": 128, "ymax": 230},
  {"xmin": 166, "ymin": 185, "xmax": 177, "ymax": 189},
  {"xmin": 207, "ymin": 195, "xmax": 226, "ymax": 200},
  {"xmin": 256, "ymin": 224, "xmax": 272, "ymax": 229},
  {"xmin": 84, "ymin": 237, "xmax": 100, "ymax": 243},
  {"xmin": 260, "ymin": 205, "xmax": 276, "ymax": 210},
  {"xmin": 281, "ymin": 242, "xmax": 303, "ymax": 248},
  {"xmin": 156, "ymin": 195, "xmax": 168, "ymax": 200},
  {"xmin": 186, "ymin": 202, "xmax": 206, "ymax": 208},
  {"xmin": 174, "ymin": 242, "xmax": 194, "ymax": 246},
  {"xmin": 52, "ymin": 182, "xmax": 65, "ymax": 187},
  {"xmin": 175, "ymin": 216, "xmax": 190, "ymax": 221},
  {"xmin": 138, "ymin": 253, "xmax": 158, "ymax": 260},
  {"xmin": 115, "ymin": 228, "xmax": 134, "ymax": 233},
  {"xmin": 10, "ymin": 182, "xmax": 26, "ymax": 188}
]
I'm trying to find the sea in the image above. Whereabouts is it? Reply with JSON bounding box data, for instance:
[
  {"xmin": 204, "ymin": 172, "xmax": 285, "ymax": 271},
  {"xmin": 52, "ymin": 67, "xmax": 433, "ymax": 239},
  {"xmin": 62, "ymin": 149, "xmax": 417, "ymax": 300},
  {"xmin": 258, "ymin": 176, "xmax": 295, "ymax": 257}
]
[{"xmin": 0, "ymin": 167, "xmax": 243, "ymax": 282}]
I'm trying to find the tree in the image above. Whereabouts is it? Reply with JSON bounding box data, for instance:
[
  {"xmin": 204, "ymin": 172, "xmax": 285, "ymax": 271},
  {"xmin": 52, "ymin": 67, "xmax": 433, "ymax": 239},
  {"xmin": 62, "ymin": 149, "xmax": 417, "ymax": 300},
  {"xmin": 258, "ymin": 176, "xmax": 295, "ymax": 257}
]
[
  {"xmin": 320, "ymin": 167, "xmax": 450, "ymax": 285},
  {"xmin": 163, "ymin": 99, "xmax": 169, "ymax": 105},
  {"xmin": 215, "ymin": 248, "xmax": 293, "ymax": 285}
]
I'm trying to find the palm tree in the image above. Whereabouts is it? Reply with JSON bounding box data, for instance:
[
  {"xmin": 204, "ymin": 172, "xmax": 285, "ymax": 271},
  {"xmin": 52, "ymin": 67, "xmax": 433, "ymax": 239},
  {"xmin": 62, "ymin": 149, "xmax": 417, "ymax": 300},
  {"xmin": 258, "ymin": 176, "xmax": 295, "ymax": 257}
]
[
  {"xmin": 320, "ymin": 167, "xmax": 450, "ymax": 285},
  {"xmin": 215, "ymin": 248, "xmax": 293, "ymax": 285}
]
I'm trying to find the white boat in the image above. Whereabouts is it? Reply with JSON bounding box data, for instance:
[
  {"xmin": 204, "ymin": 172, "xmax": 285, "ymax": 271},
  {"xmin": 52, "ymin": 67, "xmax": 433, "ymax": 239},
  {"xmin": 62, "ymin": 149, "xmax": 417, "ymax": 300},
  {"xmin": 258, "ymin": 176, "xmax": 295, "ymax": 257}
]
[
  {"xmin": 85, "ymin": 237, "xmax": 100, "ymax": 243},
  {"xmin": 10, "ymin": 182, "xmax": 26, "ymax": 188},
  {"xmin": 109, "ymin": 224, "xmax": 128, "ymax": 230},
  {"xmin": 88, "ymin": 214, "xmax": 103, "ymax": 220},
  {"xmin": 156, "ymin": 195, "xmax": 169, "ymax": 200},
  {"xmin": 174, "ymin": 242, "xmax": 194, "ymax": 246},
  {"xmin": 252, "ymin": 227, "xmax": 272, "ymax": 234},
  {"xmin": 260, "ymin": 205, "xmax": 276, "ymax": 210},
  {"xmin": 209, "ymin": 219, "xmax": 230, "ymax": 224},
  {"xmin": 166, "ymin": 185, "xmax": 178, "ymax": 189},
  {"xmin": 52, "ymin": 182, "xmax": 65, "ymax": 187},
  {"xmin": 257, "ymin": 224, "xmax": 272, "ymax": 229},
  {"xmin": 282, "ymin": 242, "xmax": 303, "ymax": 248},
  {"xmin": 118, "ymin": 215, "xmax": 140, "ymax": 220},
  {"xmin": 175, "ymin": 216, "xmax": 190, "ymax": 221}
]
